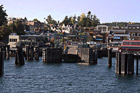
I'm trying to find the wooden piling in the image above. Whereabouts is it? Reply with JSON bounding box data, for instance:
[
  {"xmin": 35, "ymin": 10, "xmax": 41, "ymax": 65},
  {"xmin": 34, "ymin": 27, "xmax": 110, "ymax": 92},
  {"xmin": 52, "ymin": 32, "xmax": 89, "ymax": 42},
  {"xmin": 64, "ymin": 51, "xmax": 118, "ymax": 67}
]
[
  {"xmin": 15, "ymin": 46, "xmax": 25, "ymax": 66},
  {"xmin": 42, "ymin": 48, "xmax": 47, "ymax": 62},
  {"xmin": 0, "ymin": 45, "xmax": 4, "ymax": 75},
  {"xmin": 6, "ymin": 45, "xmax": 10, "ymax": 60},
  {"xmin": 3, "ymin": 45, "xmax": 6, "ymax": 60},
  {"xmin": 136, "ymin": 56, "xmax": 139, "ymax": 75},
  {"xmin": 28, "ymin": 46, "xmax": 34, "ymax": 61},
  {"xmin": 108, "ymin": 48, "xmax": 112, "ymax": 67},
  {"xmin": 118, "ymin": 53, "xmax": 121, "ymax": 75},
  {"xmin": 34, "ymin": 46, "xmax": 39, "ymax": 61},
  {"xmin": 26, "ymin": 45, "xmax": 34, "ymax": 61},
  {"xmin": 121, "ymin": 54, "xmax": 127, "ymax": 75},
  {"xmin": 115, "ymin": 52, "xmax": 119, "ymax": 74},
  {"xmin": 91, "ymin": 49, "xmax": 98, "ymax": 64},
  {"xmin": 25, "ymin": 45, "xmax": 29, "ymax": 60},
  {"xmin": 127, "ymin": 54, "xmax": 134, "ymax": 75}
]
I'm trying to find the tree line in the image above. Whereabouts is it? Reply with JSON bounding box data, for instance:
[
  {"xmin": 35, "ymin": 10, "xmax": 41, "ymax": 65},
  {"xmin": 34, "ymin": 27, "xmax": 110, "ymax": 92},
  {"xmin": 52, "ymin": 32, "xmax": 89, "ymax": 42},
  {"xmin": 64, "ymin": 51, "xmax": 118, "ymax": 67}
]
[{"xmin": 45, "ymin": 11, "xmax": 100, "ymax": 27}]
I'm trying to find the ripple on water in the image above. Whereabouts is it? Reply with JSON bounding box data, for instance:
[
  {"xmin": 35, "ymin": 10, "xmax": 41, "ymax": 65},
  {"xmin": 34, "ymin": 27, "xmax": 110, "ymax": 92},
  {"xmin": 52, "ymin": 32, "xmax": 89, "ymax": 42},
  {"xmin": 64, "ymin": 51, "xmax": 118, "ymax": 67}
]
[{"xmin": 0, "ymin": 57, "xmax": 140, "ymax": 93}]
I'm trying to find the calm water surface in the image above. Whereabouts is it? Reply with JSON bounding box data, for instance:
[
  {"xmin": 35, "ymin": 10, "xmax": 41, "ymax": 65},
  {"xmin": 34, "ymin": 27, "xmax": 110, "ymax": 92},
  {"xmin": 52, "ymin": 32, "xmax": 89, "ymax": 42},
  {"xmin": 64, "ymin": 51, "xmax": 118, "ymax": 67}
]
[{"xmin": 0, "ymin": 57, "xmax": 140, "ymax": 93}]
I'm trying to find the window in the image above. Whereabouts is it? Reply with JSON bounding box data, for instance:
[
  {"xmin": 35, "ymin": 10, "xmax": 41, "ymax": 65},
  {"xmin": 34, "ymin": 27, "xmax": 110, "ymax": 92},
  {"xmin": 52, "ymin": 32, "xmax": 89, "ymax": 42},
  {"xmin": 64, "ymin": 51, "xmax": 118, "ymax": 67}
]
[
  {"xmin": 132, "ymin": 33, "xmax": 135, "ymax": 36},
  {"xmin": 133, "ymin": 27, "xmax": 136, "ymax": 29},
  {"xmin": 129, "ymin": 27, "xmax": 132, "ymax": 29},
  {"xmin": 9, "ymin": 39, "xmax": 17, "ymax": 42}
]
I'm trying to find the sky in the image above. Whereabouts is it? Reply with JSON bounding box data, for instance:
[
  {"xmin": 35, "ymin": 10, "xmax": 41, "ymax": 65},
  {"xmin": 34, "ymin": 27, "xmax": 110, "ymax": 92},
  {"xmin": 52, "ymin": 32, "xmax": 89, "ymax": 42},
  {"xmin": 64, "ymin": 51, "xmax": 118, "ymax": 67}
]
[{"xmin": 0, "ymin": 0, "xmax": 140, "ymax": 23}]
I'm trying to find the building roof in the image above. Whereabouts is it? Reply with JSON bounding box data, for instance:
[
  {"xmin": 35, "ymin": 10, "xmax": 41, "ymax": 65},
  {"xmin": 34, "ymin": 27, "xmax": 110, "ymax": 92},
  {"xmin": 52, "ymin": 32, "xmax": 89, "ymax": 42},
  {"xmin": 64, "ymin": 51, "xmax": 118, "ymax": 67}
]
[{"xmin": 127, "ymin": 24, "xmax": 140, "ymax": 27}]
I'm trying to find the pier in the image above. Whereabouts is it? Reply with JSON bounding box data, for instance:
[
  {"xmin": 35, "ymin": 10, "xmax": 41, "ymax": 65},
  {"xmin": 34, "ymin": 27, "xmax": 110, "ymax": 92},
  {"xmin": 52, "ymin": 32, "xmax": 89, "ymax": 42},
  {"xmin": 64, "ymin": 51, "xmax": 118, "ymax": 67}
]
[
  {"xmin": 0, "ymin": 44, "xmax": 4, "ymax": 76},
  {"xmin": 114, "ymin": 40, "xmax": 140, "ymax": 75}
]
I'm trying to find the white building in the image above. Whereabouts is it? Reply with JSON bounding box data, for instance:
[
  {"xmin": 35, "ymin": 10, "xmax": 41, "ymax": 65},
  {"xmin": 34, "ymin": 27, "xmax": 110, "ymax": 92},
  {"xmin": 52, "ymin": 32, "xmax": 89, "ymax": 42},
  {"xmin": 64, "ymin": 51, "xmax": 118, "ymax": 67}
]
[
  {"xmin": 96, "ymin": 25, "xmax": 109, "ymax": 33},
  {"xmin": 8, "ymin": 34, "xmax": 20, "ymax": 49}
]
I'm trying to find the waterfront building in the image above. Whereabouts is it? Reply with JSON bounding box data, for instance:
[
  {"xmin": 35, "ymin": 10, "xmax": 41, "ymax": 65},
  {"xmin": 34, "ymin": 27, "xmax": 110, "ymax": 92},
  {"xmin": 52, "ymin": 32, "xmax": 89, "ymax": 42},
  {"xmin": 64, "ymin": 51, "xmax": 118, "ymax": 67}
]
[
  {"xmin": 8, "ymin": 34, "xmax": 47, "ymax": 50},
  {"xmin": 112, "ymin": 24, "xmax": 140, "ymax": 40},
  {"xmin": 96, "ymin": 25, "xmax": 109, "ymax": 33},
  {"xmin": 108, "ymin": 30, "xmax": 130, "ymax": 51}
]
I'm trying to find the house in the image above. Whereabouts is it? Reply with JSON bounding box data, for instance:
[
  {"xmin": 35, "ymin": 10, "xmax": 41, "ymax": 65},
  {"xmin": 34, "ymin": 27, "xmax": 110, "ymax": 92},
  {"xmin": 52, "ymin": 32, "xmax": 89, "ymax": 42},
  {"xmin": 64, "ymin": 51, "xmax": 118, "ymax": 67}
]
[
  {"xmin": 112, "ymin": 24, "xmax": 140, "ymax": 40},
  {"xmin": 108, "ymin": 30, "xmax": 130, "ymax": 48},
  {"xmin": 96, "ymin": 25, "xmax": 109, "ymax": 33},
  {"xmin": 8, "ymin": 34, "xmax": 47, "ymax": 50},
  {"xmin": 127, "ymin": 24, "xmax": 140, "ymax": 40},
  {"xmin": 27, "ymin": 21, "xmax": 45, "ymax": 32},
  {"xmin": 77, "ymin": 27, "xmax": 100, "ymax": 36}
]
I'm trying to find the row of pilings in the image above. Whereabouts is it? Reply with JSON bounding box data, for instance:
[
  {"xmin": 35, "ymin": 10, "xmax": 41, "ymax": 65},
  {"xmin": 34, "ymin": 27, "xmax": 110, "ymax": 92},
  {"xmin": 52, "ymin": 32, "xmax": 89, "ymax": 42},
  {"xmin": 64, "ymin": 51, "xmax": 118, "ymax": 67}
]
[
  {"xmin": 0, "ymin": 44, "xmax": 139, "ymax": 76},
  {"xmin": 25, "ymin": 45, "xmax": 40, "ymax": 61},
  {"xmin": 0, "ymin": 44, "xmax": 10, "ymax": 76},
  {"xmin": 108, "ymin": 48, "xmax": 139, "ymax": 75},
  {"xmin": 15, "ymin": 45, "xmax": 40, "ymax": 66}
]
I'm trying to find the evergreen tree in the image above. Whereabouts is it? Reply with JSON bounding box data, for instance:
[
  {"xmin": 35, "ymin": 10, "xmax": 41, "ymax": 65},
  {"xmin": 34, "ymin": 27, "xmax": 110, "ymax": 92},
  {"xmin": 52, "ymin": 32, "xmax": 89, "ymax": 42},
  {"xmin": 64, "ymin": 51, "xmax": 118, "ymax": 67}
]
[
  {"xmin": 0, "ymin": 5, "xmax": 8, "ymax": 26},
  {"xmin": 46, "ymin": 15, "xmax": 57, "ymax": 25},
  {"xmin": 0, "ymin": 25, "xmax": 11, "ymax": 41}
]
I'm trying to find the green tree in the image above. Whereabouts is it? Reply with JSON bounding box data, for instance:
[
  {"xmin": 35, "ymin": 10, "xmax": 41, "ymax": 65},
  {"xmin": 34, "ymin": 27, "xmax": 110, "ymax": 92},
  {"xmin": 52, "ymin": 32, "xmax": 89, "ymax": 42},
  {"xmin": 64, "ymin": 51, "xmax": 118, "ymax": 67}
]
[
  {"xmin": 46, "ymin": 15, "xmax": 57, "ymax": 25},
  {"xmin": 0, "ymin": 25, "xmax": 11, "ymax": 41},
  {"xmin": 78, "ymin": 13, "xmax": 86, "ymax": 26},
  {"xmin": 78, "ymin": 11, "xmax": 100, "ymax": 27},
  {"xmin": 9, "ymin": 20, "xmax": 25, "ymax": 35},
  {"xmin": 91, "ymin": 15, "xmax": 100, "ymax": 27},
  {"xmin": 0, "ymin": 5, "xmax": 8, "ymax": 26},
  {"xmin": 33, "ymin": 18, "xmax": 40, "ymax": 22},
  {"xmin": 61, "ymin": 16, "xmax": 69, "ymax": 26}
]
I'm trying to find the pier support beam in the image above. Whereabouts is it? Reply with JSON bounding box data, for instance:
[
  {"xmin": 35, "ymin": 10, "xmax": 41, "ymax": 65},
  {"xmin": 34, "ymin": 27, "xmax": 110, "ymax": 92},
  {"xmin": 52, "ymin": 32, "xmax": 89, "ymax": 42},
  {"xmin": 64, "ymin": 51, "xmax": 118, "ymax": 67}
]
[
  {"xmin": 116, "ymin": 53, "xmax": 134, "ymax": 75},
  {"xmin": 91, "ymin": 50, "xmax": 98, "ymax": 64},
  {"xmin": 127, "ymin": 54, "xmax": 134, "ymax": 75},
  {"xmin": 25, "ymin": 45, "xmax": 34, "ymax": 61},
  {"xmin": 115, "ymin": 52, "xmax": 121, "ymax": 74},
  {"xmin": 121, "ymin": 54, "xmax": 127, "ymax": 75},
  {"xmin": 15, "ymin": 47, "xmax": 25, "ymax": 66},
  {"xmin": 3, "ymin": 45, "xmax": 6, "ymax": 60},
  {"xmin": 6, "ymin": 45, "xmax": 10, "ymax": 60},
  {"xmin": 34, "ymin": 46, "xmax": 39, "ymax": 61},
  {"xmin": 0, "ymin": 45, "xmax": 4, "ymax": 75},
  {"xmin": 108, "ymin": 48, "xmax": 112, "ymax": 67},
  {"xmin": 136, "ymin": 56, "xmax": 139, "ymax": 75},
  {"xmin": 25, "ymin": 45, "xmax": 29, "ymax": 60}
]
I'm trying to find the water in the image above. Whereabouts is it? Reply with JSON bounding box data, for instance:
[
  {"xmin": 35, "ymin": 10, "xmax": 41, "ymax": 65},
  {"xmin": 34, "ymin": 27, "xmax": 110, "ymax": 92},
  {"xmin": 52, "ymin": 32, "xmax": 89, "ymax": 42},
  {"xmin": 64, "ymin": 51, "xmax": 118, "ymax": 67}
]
[{"xmin": 0, "ymin": 57, "xmax": 140, "ymax": 93}]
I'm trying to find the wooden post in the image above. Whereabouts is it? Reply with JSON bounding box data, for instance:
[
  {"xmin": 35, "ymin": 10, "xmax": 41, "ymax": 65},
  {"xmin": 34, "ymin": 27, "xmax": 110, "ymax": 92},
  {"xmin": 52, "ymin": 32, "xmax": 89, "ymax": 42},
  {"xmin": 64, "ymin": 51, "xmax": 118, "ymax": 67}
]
[
  {"xmin": 15, "ymin": 46, "xmax": 25, "ymax": 66},
  {"xmin": 3, "ymin": 45, "xmax": 6, "ymax": 60},
  {"xmin": 91, "ymin": 49, "xmax": 98, "ymax": 64},
  {"xmin": 25, "ymin": 45, "xmax": 29, "ymax": 60},
  {"xmin": 26, "ymin": 45, "xmax": 34, "ymax": 61},
  {"xmin": 127, "ymin": 54, "xmax": 134, "ymax": 75},
  {"xmin": 115, "ymin": 52, "xmax": 119, "ymax": 74},
  {"xmin": 0, "ymin": 45, "xmax": 4, "ymax": 75},
  {"xmin": 6, "ymin": 45, "xmax": 10, "ymax": 60},
  {"xmin": 34, "ymin": 46, "xmax": 39, "ymax": 61},
  {"xmin": 118, "ymin": 53, "xmax": 121, "ymax": 75},
  {"xmin": 121, "ymin": 54, "xmax": 127, "ymax": 75},
  {"xmin": 108, "ymin": 48, "xmax": 112, "ymax": 67},
  {"xmin": 42, "ymin": 48, "xmax": 47, "ymax": 63},
  {"xmin": 29, "ymin": 45, "xmax": 34, "ymax": 61},
  {"xmin": 136, "ymin": 56, "xmax": 139, "ymax": 75}
]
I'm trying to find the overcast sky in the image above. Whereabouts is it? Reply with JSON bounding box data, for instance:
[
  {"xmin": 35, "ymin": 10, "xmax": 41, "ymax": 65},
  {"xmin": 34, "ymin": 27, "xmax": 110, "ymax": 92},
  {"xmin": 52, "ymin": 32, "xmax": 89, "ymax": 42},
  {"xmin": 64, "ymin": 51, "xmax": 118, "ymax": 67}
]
[{"xmin": 0, "ymin": 0, "xmax": 140, "ymax": 23}]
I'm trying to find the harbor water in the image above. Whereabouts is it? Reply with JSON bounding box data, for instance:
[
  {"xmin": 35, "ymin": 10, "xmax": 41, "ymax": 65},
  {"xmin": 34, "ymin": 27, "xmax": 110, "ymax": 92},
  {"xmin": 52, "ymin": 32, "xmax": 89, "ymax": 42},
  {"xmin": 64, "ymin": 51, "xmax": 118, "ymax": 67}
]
[{"xmin": 0, "ymin": 57, "xmax": 140, "ymax": 93}]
